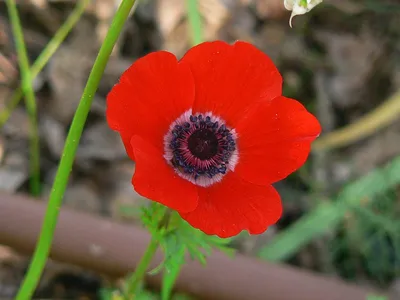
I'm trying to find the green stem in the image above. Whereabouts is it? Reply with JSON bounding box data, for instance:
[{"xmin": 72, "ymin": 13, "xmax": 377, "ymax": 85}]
[
  {"xmin": 125, "ymin": 236, "xmax": 160, "ymax": 299},
  {"xmin": 125, "ymin": 204, "xmax": 168, "ymax": 299},
  {"xmin": 15, "ymin": 0, "xmax": 138, "ymax": 299},
  {"xmin": 6, "ymin": 0, "xmax": 40, "ymax": 196},
  {"xmin": 0, "ymin": 0, "xmax": 90, "ymax": 128},
  {"xmin": 186, "ymin": 0, "xmax": 203, "ymax": 46}
]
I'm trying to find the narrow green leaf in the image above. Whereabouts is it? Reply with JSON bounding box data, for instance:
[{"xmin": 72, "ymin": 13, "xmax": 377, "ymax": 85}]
[{"xmin": 258, "ymin": 155, "xmax": 400, "ymax": 262}]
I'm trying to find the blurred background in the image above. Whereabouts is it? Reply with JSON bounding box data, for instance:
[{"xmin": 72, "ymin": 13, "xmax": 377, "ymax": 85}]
[{"xmin": 1, "ymin": 0, "xmax": 400, "ymax": 299}]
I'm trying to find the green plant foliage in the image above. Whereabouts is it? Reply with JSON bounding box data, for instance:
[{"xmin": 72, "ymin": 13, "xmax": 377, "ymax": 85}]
[
  {"xmin": 332, "ymin": 187, "xmax": 400, "ymax": 284},
  {"xmin": 258, "ymin": 155, "xmax": 400, "ymax": 262},
  {"xmin": 366, "ymin": 295, "xmax": 388, "ymax": 300},
  {"xmin": 140, "ymin": 204, "xmax": 234, "ymax": 299}
]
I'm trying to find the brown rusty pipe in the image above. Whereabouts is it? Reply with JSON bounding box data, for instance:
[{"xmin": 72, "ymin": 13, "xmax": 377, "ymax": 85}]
[{"xmin": 0, "ymin": 193, "xmax": 389, "ymax": 300}]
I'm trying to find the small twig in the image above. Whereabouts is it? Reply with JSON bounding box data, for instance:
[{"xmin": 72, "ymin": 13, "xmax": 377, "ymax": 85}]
[
  {"xmin": 312, "ymin": 89, "xmax": 400, "ymax": 152},
  {"xmin": 124, "ymin": 204, "xmax": 169, "ymax": 300}
]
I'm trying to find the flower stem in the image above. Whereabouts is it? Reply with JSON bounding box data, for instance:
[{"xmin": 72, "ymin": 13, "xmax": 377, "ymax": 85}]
[
  {"xmin": 125, "ymin": 204, "xmax": 169, "ymax": 299},
  {"xmin": 14, "ymin": 0, "xmax": 138, "ymax": 299},
  {"xmin": 125, "ymin": 236, "xmax": 160, "ymax": 299},
  {"xmin": 0, "ymin": 0, "xmax": 90, "ymax": 128},
  {"xmin": 6, "ymin": 0, "xmax": 40, "ymax": 196}
]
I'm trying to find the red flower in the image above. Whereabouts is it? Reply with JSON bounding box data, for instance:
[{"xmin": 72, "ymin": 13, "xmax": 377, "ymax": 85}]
[{"xmin": 106, "ymin": 41, "xmax": 321, "ymax": 238}]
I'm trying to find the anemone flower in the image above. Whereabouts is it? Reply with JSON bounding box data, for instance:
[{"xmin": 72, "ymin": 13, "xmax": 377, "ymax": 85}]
[{"xmin": 106, "ymin": 41, "xmax": 321, "ymax": 238}]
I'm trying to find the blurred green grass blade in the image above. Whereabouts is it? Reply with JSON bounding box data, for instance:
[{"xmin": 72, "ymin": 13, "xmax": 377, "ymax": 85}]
[
  {"xmin": 6, "ymin": 0, "xmax": 40, "ymax": 196},
  {"xmin": 366, "ymin": 296, "xmax": 388, "ymax": 300},
  {"xmin": 258, "ymin": 201, "xmax": 344, "ymax": 262},
  {"xmin": 258, "ymin": 155, "xmax": 400, "ymax": 262},
  {"xmin": 15, "ymin": 0, "xmax": 138, "ymax": 298},
  {"xmin": 0, "ymin": 0, "xmax": 90, "ymax": 128},
  {"xmin": 186, "ymin": 0, "xmax": 203, "ymax": 46}
]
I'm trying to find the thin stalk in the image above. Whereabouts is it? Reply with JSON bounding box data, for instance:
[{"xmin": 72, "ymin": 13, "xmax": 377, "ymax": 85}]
[
  {"xmin": 0, "ymin": 0, "xmax": 90, "ymax": 127},
  {"xmin": 15, "ymin": 0, "xmax": 138, "ymax": 299},
  {"xmin": 125, "ymin": 204, "xmax": 169, "ymax": 299},
  {"xmin": 125, "ymin": 236, "xmax": 160, "ymax": 299},
  {"xmin": 6, "ymin": 0, "xmax": 40, "ymax": 196},
  {"xmin": 187, "ymin": 0, "xmax": 203, "ymax": 46}
]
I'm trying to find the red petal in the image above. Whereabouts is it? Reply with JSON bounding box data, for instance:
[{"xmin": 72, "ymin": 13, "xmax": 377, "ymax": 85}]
[
  {"xmin": 180, "ymin": 41, "xmax": 282, "ymax": 127},
  {"xmin": 235, "ymin": 96, "xmax": 321, "ymax": 185},
  {"xmin": 131, "ymin": 135, "xmax": 199, "ymax": 213},
  {"xmin": 121, "ymin": 132, "xmax": 135, "ymax": 161},
  {"xmin": 180, "ymin": 172, "xmax": 282, "ymax": 238},
  {"xmin": 106, "ymin": 51, "xmax": 195, "ymax": 158}
]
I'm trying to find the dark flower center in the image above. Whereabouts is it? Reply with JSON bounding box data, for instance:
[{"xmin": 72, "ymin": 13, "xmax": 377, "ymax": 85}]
[
  {"xmin": 164, "ymin": 112, "xmax": 238, "ymax": 187},
  {"xmin": 187, "ymin": 128, "xmax": 219, "ymax": 160}
]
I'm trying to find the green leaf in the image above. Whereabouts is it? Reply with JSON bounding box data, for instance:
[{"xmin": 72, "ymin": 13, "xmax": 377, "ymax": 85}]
[
  {"xmin": 148, "ymin": 260, "xmax": 165, "ymax": 276},
  {"xmin": 139, "ymin": 206, "xmax": 236, "ymax": 298}
]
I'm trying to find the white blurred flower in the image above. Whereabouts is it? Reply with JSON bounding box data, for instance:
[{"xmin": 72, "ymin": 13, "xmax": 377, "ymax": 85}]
[{"xmin": 284, "ymin": 0, "xmax": 323, "ymax": 27}]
